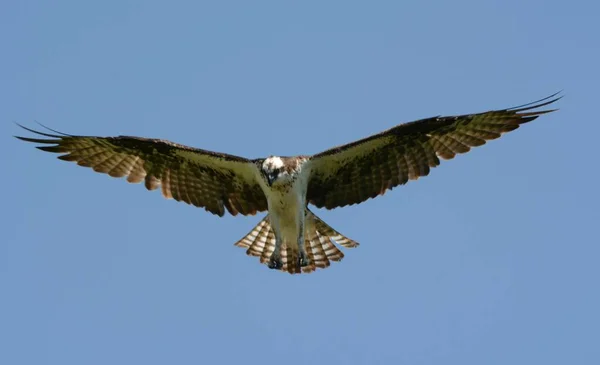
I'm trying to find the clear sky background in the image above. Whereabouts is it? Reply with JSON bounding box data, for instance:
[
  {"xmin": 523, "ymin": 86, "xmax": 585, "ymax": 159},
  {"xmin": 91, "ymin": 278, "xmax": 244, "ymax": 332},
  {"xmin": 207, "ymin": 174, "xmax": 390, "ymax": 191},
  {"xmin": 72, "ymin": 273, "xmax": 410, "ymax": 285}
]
[{"xmin": 1, "ymin": 1, "xmax": 598, "ymax": 364}]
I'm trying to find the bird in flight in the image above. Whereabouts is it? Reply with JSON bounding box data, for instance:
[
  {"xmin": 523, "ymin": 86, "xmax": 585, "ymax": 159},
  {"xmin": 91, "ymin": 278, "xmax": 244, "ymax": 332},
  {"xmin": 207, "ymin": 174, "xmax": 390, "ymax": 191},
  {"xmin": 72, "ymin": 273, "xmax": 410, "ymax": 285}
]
[{"xmin": 16, "ymin": 93, "xmax": 560, "ymax": 274}]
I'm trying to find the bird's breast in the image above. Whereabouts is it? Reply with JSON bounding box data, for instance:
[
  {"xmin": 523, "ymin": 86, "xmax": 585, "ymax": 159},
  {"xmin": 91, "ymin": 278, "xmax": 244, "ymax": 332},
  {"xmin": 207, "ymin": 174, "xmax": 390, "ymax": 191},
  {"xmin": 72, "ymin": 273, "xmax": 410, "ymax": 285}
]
[{"xmin": 264, "ymin": 177, "xmax": 308, "ymax": 244}]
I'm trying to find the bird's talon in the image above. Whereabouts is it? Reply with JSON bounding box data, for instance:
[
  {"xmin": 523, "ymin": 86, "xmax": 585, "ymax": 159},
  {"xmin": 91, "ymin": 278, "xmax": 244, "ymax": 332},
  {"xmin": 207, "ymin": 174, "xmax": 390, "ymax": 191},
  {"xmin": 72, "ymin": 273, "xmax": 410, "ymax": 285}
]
[
  {"xmin": 299, "ymin": 254, "xmax": 310, "ymax": 267},
  {"xmin": 268, "ymin": 257, "xmax": 283, "ymax": 270}
]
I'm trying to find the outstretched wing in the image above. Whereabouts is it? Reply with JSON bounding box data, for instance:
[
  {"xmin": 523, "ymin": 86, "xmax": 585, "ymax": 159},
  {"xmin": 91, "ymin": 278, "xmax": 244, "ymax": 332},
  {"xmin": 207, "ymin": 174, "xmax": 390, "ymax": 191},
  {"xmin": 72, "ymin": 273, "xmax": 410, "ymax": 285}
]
[
  {"xmin": 306, "ymin": 93, "xmax": 561, "ymax": 209},
  {"xmin": 16, "ymin": 125, "xmax": 267, "ymax": 216}
]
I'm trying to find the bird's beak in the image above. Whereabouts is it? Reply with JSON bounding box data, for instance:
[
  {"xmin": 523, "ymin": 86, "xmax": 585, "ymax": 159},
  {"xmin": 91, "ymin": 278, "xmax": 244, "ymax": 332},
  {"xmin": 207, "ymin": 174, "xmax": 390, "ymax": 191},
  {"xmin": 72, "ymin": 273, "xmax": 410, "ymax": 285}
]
[{"xmin": 267, "ymin": 173, "xmax": 277, "ymax": 187}]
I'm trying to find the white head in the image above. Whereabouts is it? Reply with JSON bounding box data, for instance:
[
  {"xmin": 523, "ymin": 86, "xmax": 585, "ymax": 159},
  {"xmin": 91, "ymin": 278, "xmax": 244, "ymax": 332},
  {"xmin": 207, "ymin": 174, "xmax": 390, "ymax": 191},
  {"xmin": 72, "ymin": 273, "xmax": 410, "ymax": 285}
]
[{"xmin": 261, "ymin": 156, "xmax": 297, "ymax": 187}]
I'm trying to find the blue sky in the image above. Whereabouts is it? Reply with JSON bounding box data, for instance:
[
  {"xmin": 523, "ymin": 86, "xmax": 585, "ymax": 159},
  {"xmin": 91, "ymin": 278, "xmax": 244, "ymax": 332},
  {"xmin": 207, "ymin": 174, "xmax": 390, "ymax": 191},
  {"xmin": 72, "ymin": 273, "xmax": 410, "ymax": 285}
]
[{"xmin": 1, "ymin": 1, "xmax": 598, "ymax": 364}]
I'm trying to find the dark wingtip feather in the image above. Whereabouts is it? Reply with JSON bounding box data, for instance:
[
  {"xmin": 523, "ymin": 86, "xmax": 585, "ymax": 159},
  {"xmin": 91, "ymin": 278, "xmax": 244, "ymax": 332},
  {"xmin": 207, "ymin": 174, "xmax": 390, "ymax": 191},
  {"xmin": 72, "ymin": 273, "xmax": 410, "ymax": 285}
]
[
  {"xmin": 34, "ymin": 121, "xmax": 74, "ymax": 136},
  {"xmin": 508, "ymin": 91, "xmax": 563, "ymax": 113},
  {"xmin": 14, "ymin": 135, "xmax": 60, "ymax": 144},
  {"xmin": 516, "ymin": 116, "xmax": 539, "ymax": 125},
  {"xmin": 14, "ymin": 123, "xmax": 66, "ymax": 139},
  {"xmin": 37, "ymin": 146, "xmax": 65, "ymax": 153}
]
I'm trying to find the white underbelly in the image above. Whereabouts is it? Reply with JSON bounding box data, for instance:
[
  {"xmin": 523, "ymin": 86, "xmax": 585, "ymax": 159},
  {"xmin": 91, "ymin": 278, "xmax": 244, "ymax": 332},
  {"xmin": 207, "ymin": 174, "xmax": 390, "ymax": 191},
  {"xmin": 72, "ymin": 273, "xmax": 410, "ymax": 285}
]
[{"xmin": 267, "ymin": 188, "xmax": 305, "ymax": 247}]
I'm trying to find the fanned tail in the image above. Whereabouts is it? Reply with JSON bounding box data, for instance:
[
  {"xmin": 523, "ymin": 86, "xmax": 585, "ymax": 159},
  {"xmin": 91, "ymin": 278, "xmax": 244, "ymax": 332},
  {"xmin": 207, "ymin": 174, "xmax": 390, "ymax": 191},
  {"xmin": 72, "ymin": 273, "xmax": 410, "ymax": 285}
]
[{"xmin": 234, "ymin": 209, "xmax": 359, "ymax": 274}]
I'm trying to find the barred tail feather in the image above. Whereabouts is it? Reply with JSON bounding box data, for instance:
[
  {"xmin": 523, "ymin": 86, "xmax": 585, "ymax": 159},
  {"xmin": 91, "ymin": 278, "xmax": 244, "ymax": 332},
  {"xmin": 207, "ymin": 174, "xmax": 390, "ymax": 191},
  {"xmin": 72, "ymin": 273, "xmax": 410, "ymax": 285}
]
[
  {"xmin": 234, "ymin": 209, "xmax": 359, "ymax": 274},
  {"xmin": 301, "ymin": 209, "xmax": 359, "ymax": 273},
  {"xmin": 311, "ymin": 212, "xmax": 360, "ymax": 249},
  {"xmin": 281, "ymin": 242, "xmax": 301, "ymax": 274},
  {"xmin": 258, "ymin": 229, "xmax": 276, "ymax": 265},
  {"xmin": 234, "ymin": 215, "xmax": 271, "ymax": 256}
]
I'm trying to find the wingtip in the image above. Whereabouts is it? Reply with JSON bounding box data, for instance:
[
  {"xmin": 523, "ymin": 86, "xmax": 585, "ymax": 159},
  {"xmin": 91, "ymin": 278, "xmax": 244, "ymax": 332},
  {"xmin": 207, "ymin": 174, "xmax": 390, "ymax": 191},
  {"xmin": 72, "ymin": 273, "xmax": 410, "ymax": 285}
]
[
  {"xmin": 34, "ymin": 121, "xmax": 73, "ymax": 136},
  {"xmin": 507, "ymin": 91, "xmax": 563, "ymax": 114},
  {"xmin": 14, "ymin": 123, "xmax": 71, "ymax": 139}
]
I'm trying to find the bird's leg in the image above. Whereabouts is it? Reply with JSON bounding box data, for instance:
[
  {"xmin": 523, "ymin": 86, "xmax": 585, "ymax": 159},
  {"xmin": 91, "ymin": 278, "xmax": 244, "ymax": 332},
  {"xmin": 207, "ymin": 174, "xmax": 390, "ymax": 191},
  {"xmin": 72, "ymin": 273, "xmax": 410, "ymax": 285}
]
[
  {"xmin": 298, "ymin": 241, "xmax": 309, "ymax": 267},
  {"xmin": 268, "ymin": 237, "xmax": 283, "ymax": 270},
  {"xmin": 297, "ymin": 221, "xmax": 309, "ymax": 267}
]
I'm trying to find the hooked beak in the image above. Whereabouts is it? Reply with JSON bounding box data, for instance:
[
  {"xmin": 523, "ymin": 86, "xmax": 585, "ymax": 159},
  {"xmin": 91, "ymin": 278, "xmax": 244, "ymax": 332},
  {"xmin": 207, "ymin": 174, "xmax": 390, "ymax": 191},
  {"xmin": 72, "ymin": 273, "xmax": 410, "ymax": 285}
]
[{"xmin": 267, "ymin": 173, "xmax": 277, "ymax": 187}]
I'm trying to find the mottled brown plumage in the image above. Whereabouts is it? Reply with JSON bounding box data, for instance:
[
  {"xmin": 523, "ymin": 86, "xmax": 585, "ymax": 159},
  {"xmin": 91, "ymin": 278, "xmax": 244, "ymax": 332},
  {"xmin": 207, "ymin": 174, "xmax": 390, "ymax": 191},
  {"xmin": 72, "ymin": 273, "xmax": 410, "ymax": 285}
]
[
  {"xmin": 306, "ymin": 94, "xmax": 560, "ymax": 209},
  {"xmin": 15, "ymin": 125, "xmax": 268, "ymax": 216}
]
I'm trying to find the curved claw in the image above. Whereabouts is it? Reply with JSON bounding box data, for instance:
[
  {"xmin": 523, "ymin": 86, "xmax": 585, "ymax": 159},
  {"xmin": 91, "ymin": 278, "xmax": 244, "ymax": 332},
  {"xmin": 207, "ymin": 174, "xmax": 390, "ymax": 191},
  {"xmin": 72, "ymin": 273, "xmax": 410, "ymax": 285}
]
[
  {"xmin": 299, "ymin": 253, "xmax": 310, "ymax": 267},
  {"xmin": 268, "ymin": 257, "xmax": 283, "ymax": 270}
]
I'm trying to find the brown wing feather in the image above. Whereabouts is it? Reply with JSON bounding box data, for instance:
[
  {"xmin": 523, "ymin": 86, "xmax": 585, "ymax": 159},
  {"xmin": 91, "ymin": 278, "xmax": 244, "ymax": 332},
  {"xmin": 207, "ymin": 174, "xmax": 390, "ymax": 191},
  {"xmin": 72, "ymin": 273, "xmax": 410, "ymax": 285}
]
[
  {"xmin": 307, "ymin": 93, "xmax": 561, "ymax": 209},
  {"xmin": 15, "ymin": 125, "xmax": 267, "ymax": 216}
]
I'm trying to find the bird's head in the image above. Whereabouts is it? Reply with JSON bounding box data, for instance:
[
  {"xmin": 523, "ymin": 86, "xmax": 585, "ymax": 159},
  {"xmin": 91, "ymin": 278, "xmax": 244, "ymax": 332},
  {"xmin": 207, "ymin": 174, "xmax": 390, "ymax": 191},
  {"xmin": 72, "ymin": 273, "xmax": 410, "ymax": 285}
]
[{"xmin": 261, "ymin": 156, "xmax": 297, "ymax": 187}]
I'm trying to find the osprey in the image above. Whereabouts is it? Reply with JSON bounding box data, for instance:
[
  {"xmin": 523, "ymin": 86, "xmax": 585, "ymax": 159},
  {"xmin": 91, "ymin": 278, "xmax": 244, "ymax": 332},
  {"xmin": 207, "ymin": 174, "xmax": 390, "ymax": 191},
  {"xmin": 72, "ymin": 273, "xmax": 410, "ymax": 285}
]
[{"xmin": 16, "ymin": 94, "xmax": 560, "ymax": 274}]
